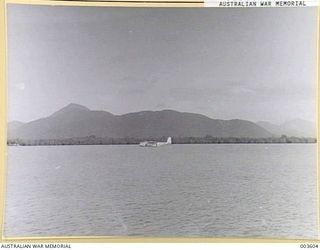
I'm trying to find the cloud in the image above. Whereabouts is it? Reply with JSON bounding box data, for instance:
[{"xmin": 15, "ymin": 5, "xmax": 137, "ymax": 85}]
[
  {"xmin": 15, "ymin": 82, "xmax": 25, "ymax": 90},
  {"xmin": 156, "ymin": 103, "xmax": 166, "ymax": 109},
  {"xmin": 116, "ymin": 76, "xmax": 158, "ymax": 95}
]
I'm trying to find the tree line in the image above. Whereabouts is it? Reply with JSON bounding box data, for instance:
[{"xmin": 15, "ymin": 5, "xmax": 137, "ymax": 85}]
[{"xmin": 7, "ymin": 135, "xmax": 317, "ymax": 146}]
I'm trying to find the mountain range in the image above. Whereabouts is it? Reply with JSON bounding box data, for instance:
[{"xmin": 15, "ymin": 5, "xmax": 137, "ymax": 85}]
[
  {"xmin": 257, "ymin": 120, "xmax": 316, "ymax": 138},
  {"xmin": 8, "ymin": 103, "xmax": 316, "ymax": 140}
]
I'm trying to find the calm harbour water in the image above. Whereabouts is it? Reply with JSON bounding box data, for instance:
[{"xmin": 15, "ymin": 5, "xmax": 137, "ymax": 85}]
[{"xmin": 4, "ymin": 144, "xmax": 318, "ymax": 238}]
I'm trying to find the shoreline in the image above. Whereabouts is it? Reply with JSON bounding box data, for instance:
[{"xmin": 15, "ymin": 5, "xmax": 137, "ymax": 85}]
[
  {"xmin": 7, "ymin": 142, "xmax": 317, "ymax": 147},
  {"xmin": 7, "ymin": 135, "xmax": 317, "ymax": 146}
]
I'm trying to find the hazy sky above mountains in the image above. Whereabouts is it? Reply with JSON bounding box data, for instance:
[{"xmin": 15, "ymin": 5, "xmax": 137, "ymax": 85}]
[{"xmin": 7, "ymin": 5, "xmax": 317, "ymax": 124}]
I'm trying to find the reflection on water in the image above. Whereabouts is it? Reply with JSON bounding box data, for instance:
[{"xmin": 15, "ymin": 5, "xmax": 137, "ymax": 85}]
[{"xmin": 5, "ymin": 144, "xmax": 318, "ymax": 238}]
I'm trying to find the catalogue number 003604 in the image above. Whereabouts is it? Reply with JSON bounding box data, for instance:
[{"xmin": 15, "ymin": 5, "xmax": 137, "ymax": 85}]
[{"xmin": 300, "ymin": 244, "xmax": 319, "ymax": 248}]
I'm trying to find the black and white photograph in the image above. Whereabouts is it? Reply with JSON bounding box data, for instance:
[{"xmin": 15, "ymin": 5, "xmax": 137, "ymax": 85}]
[{"xmin": 4, "ymin": 4, "xmax": 318, "ymax": 239}]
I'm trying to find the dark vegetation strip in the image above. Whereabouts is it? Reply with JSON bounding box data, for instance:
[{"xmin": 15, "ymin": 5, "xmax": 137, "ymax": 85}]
[{"xmin": 7, "ymin": 135, "xmax": 317, "ymax": 146}]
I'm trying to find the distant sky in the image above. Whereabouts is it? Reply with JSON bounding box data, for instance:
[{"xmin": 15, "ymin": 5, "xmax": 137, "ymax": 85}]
[{"xmin": 7, "ymin": 5, "xmax": 318, "ymax": 124}]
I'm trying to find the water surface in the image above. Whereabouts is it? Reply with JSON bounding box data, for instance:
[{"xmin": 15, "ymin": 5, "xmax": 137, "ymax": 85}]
[{"xmin": 5, "ymin": 144, "xmax": 318, "ymax": 238}]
